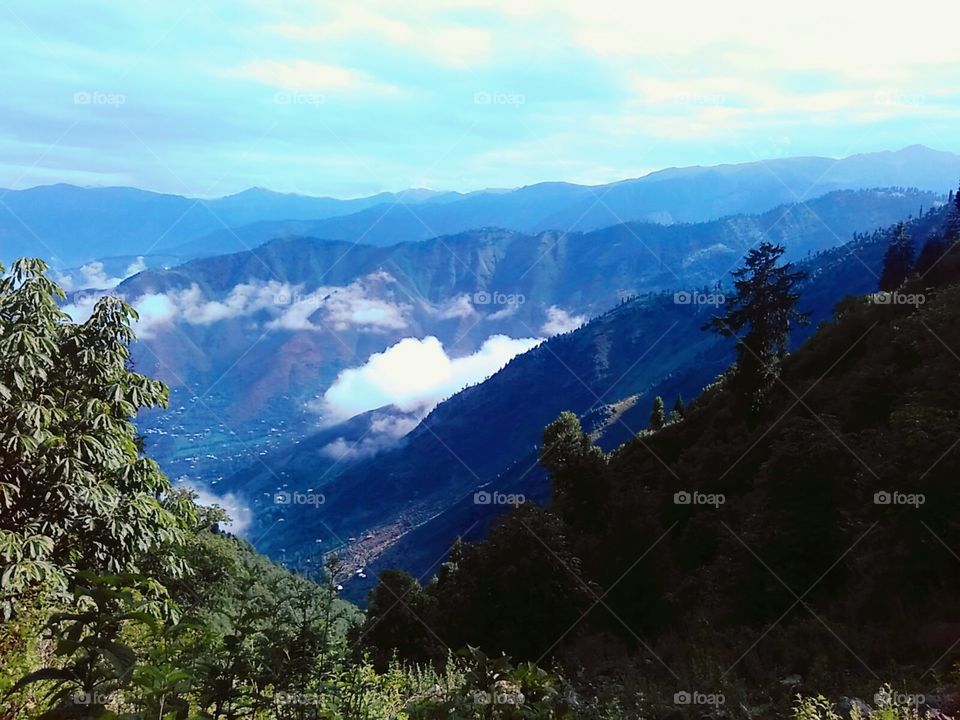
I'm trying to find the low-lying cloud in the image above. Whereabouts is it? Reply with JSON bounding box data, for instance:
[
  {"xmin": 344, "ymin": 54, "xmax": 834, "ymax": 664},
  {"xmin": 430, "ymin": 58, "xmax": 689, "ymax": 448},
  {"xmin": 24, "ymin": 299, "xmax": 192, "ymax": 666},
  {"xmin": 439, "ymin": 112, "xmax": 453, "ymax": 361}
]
[
  {"xmin": 61, "ymin": 273, "xmax": 412, "ymax": 339},
  {"xmin": 319, "ymin": 410, "xmax": 421, "ymax": 462},
  {"xmin": 56, "ymin": 257, "xmax": 146, "ymax": 291},
  {"xmin": 541, "ymin": 305, "xmax": 587, "ymax": 335},
  {"xmin": 320, "ymin": 334, "xmax": 541, "ymax": 422},
  {"xmin": 175, "ymin": 479, "xmax": 252, "ymax": 537}
]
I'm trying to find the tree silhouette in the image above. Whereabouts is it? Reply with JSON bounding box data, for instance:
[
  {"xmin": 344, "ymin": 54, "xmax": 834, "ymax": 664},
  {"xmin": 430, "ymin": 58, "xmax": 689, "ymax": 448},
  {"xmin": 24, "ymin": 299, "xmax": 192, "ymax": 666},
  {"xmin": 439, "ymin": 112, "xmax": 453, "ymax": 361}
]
[
  {"xmin": 879, "ymin": 222, "xmax": 914, "ymax": 291},
  {"xmin": 705, "ymin": 242, "xmax": 809, "ymax": 406}
]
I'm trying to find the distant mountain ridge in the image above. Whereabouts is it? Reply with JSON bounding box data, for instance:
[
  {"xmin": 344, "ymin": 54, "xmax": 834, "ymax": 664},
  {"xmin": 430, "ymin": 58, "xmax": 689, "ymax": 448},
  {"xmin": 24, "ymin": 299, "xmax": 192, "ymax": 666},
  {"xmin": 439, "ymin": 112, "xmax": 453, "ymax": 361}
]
[
  {"xmin": 3, "ymin": 145, "xmax": 958, "ymax": 266},
  {"xmin": 214, "ymin": 193, "xmax": 949, "ymax": 593}
]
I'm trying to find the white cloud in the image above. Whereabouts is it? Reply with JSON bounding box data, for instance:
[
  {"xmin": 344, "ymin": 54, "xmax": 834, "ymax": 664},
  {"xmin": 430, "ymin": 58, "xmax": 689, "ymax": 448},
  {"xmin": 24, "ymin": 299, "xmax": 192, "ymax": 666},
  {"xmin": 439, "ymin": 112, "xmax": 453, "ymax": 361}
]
[
  {"xmin": 269, "ymin": 9, "xmax": 492, "ymax": 68},
  {"xmin": 237, "ymin": 58, "xmax": 401, "ymax": 96},
  {"xmin": 60, "ymin": 274, "xmax": 413, "ymax": 338},
  {"xmin": 176, "ymin": 478, "xmax": 252, "ymax": 537},
  {"xmin": 56, "ymin": 256, "xmax": 147, "ymax": 292},
  {"xmin": 540, "ymin": 306, "xmax": 585, "ymax": 335},
  {"xmin": 321, "ymin": 334, "xmax": 541, "ymax": 421},
  {"xmin": 319, "ymin": 410, "xmax": 421, "ymax": 461},
  {"xmin": 432, "ymin": 293, "xmax": 478, "ymax": 320}
]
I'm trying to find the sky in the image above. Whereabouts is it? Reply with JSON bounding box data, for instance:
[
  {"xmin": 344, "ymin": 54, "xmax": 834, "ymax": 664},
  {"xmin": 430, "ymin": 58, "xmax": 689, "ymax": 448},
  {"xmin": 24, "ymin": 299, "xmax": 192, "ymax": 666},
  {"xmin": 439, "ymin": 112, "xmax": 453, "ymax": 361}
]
[{"xmin": 2, "ymin": 0, "xmax": 959, "ymax": 198}]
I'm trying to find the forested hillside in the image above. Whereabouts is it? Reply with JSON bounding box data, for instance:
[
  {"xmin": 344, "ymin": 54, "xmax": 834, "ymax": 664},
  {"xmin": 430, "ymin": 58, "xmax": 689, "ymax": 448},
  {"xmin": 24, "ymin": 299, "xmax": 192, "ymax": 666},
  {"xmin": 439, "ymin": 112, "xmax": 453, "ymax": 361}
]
[{"xmin": 357, "ymin": 190, "xmax": 960, "ymax": 717}]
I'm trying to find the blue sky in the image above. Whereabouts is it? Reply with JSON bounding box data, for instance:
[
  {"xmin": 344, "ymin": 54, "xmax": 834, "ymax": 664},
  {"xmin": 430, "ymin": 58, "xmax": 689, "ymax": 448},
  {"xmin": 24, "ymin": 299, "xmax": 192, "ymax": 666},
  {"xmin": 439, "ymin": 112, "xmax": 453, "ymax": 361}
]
[{"xmin": 2, "ymin": 0, "xmax": 958, "ymax": 197}]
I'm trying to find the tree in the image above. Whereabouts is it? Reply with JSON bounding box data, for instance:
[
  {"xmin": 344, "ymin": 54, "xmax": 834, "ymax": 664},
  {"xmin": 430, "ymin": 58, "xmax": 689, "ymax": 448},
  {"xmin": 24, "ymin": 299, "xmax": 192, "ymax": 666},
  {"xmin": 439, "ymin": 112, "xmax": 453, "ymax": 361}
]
[
  {"xmin": 649, "ymin": 396, "xmax": 665, "ymax": 430},
  {"xmin": 879, "ymin": 222, "xmax": 914, "ymax": 291},
  {"xmin": 539, "ymin": 412, "xmax": 607, "ymax": 528},
  {"xmin": 0, "ymin": 259, "xmax": 187, "ymax": 619},
  {"xmin": 705, "ymin": 242, "xmax": 808, "ymax": 405},
  {"xmin": 672, "ymin": 394, "xmax": 685, "ymax": 419},
  {"xmin": 946, "ymin": 184, "xmax": 960, "ymax": 241},
  {"xmin": 354, "ymin": 569, "xmax": 441, "ymax": 670}
]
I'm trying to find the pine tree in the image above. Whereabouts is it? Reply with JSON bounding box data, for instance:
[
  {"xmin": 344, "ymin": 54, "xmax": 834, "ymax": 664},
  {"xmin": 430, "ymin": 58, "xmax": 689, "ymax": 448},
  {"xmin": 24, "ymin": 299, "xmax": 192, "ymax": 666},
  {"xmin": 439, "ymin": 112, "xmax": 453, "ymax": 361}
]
[
  {"xmin": 649, "ymin": 396, "xmax": 665, "ymax": 430},
  {"xmin": 672, "ymin": 394, "xmax": 685, "ymax": 419},
  {"xmin": 879, "ymin": 222, "xmax": 914, "ymax": 291},
  {"xmin": 946, "ymin": 182, "xmax": 960, "ymax": 241},
  {"xmin": 705, "ymin": 242, "xmax": 809, "ymax": 405}
]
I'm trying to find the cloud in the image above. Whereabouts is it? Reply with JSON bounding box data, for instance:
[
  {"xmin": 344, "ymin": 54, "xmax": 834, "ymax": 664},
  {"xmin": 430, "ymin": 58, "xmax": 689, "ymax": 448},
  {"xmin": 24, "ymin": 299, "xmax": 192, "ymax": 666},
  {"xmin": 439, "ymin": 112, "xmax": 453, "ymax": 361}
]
[
  {"xmin": 540, "ymin": 306, "xmax": 586, "ymax": 335},
  {"xmin": 320, "ymin": 334, "xmax": 541, "ymax": 421},
  {"xmin": 56, "ymin": 256, "xmax": 147, "ymax": 291},
  {"xmin": 319, "ymin": 410, "xmax": 421, "ymax": 461},
  {"xmin": 269, "ymin": 10, "xmax": 492, "ymax": 68},
  {"xmin": 432, "ymin": 293, "xmax": 478, "ymax": 320},
  {"xmin": 61, "ymin": 274, "xmax": 413, "ymax": 338},
  {"xmin": 176, "ymin": 478, "xmax": 252, "ymax": 536},
  {"xmin": 237, "ymin": 58, "xmax": 401, "ymax": 96}
]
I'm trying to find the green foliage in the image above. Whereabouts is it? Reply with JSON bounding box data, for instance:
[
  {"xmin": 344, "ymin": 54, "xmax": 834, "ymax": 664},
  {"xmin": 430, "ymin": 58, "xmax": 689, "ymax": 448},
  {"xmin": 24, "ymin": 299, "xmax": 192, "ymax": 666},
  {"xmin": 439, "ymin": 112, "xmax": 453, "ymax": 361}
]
[
  {"xmin": 397, "ymin": 206, "xmax": 960, "ymax": 716},
  {"xmin": 406, "ymin": 647, "xmax": 574, "ymax": 719},
  {"xmin": 705, "ymin": 241, "xmax": 809, "ymax": 407},
  {"xmin": 879, "ymin": 222, "xmax": 914, "ymax": 291},
  {"xmin": 0, "ymin": 259, "xmax": 184, "ymax": 619},
  {"xmin": 539, "ymin": 412, "xmax": 608, "ymax": 528},
  {"xmin": 648, "ymin": 396, "xmax": 665, "ymax": 431}
]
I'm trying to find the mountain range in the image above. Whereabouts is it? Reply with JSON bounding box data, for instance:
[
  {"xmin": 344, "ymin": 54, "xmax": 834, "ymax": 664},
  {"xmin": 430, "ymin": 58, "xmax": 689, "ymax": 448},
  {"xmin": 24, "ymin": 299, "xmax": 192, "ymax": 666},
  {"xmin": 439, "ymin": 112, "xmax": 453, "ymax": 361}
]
[
  {"xmin": 92, "ymin": 187, "xmax": 937, "ymax": 490},
  {"xmin": 3, "ymin": 145, "xmax": 958, "ymax": 269}
]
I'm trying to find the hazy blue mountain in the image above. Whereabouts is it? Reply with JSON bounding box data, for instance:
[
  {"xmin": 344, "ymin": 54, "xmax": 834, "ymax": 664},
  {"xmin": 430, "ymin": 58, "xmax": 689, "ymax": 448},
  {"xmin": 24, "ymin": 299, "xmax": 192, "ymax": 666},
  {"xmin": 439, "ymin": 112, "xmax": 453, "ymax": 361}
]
[
  {"xmin": 0, "ymin": 184, "xmax": 460, "ymax": 266},
  {"xmin": 188, "ymin": 145, "xmax": 960, "ymax": 253},
  {"xmin": 201, "ymin": 191, "xmax": 944, "ymax": 588},
  {"xmin": 107, "ymin": 188, "xmax": 935, "ymax": 489},
  {"xmin": 3, "ymin": 146, "xmax": 956, "ymax": 268},
  {"xmin": 303, "ymin": 201, "xmax": 953, "ymax": 600}
]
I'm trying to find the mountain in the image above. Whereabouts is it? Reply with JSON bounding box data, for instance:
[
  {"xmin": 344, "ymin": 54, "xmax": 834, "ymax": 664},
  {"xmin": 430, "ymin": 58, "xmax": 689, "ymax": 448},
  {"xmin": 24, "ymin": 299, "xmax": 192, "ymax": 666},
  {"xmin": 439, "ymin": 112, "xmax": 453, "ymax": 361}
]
[
  {"xmin": 223, "ymin": 195, "xmax": 950, "ymax": 595},
  {"xmin": 188, "ymin": 145, "xmax": 960, "ymax": 253},
  {"xmin": 3, "ymin": 146, "xmax": 957, "ymax": 268},
  {"xmin": 351, "ymin": 212, "xmax": 960, "ymax": 713},
  {"xmin": 0, "ymin": 184, "xmax": 460, "ymax": 266},
  {"xmin": 100, "ymin": 188, "xmax": 936, "ymax": 488}
]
